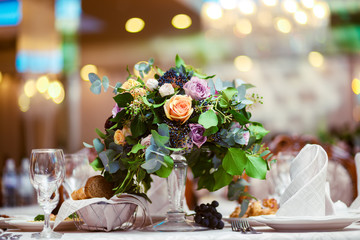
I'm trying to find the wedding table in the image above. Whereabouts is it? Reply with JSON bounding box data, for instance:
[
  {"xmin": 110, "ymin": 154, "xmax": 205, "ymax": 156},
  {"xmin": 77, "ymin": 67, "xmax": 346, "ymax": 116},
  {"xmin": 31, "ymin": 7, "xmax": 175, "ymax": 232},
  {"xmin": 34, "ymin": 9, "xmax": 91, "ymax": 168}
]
[{"xmin": 2, "ymin": 205, "xmax": 360, "ymax": 240}]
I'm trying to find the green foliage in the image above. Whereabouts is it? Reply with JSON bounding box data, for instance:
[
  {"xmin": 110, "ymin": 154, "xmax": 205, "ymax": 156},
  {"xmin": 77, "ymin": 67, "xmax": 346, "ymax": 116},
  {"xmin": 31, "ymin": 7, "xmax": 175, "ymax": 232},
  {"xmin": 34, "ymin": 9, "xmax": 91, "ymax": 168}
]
[{"xmin": 199, "ymin": 110, "xmax": 218, "ymax": 129}]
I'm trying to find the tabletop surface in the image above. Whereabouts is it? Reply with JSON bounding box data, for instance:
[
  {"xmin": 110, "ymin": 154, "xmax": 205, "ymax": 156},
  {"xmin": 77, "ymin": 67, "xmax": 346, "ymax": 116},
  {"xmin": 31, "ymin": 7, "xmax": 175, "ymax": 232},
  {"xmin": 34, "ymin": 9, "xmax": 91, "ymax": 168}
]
[
  {"xmin": 5, "ymin": 224, "xmax": 360, "ymax": 240},
  {"xmin": 2, "ymin": 205, "xmax": 360, "ymax": 240}
]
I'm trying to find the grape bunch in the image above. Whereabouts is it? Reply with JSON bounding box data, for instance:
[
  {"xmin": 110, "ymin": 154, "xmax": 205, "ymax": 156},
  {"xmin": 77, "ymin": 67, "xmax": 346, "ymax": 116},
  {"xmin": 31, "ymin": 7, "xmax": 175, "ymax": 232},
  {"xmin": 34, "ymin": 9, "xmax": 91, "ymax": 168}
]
[{"xmin": 194, "ymin": 200, "xmax": 224, "ymax": 229}]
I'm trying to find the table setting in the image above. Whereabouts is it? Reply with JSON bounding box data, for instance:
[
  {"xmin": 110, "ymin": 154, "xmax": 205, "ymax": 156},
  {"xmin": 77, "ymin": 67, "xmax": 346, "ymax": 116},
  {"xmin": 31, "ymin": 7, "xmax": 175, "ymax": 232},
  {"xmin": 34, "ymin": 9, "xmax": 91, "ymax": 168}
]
[{"xmin": 1, "ymin": 56, "xmax": 360, "ymax": 240}]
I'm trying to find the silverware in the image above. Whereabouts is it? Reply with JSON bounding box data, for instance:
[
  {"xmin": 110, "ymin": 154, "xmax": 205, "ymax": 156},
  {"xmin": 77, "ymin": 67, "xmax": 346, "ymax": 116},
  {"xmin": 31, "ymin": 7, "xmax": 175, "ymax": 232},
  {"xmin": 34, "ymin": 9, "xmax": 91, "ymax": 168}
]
[
  {"xmin": 10, "ymin": 234, "xmax": 22, "ymax": 240},
  {"xmin": 231, "ymin": 219, "xmax": 261, "ymax": 234}
]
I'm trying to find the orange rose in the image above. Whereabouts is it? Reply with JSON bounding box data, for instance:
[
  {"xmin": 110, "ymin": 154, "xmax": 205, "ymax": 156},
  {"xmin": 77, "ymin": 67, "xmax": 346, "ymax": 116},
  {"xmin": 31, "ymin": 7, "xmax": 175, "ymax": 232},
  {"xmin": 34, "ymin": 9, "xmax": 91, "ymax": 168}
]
[
  {"xmin": 164, "ymin": 95, "xmax": 194, "ymax": 124},
  {"xmin": 114, "ymin": 129, "xmax": 126, "ymax": 145}
]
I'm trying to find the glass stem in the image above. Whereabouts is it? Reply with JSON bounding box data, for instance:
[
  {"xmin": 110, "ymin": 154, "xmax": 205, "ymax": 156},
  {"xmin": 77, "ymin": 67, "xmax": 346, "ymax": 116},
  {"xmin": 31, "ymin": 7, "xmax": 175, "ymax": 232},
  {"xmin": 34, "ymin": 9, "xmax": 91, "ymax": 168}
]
[
  {"xmin": 43, "ymin": 208, "xmax": 52, "ymax": 233},
  {"xmin": 167, "ymin": 154, "xmax": 187, "ymax": 214}
]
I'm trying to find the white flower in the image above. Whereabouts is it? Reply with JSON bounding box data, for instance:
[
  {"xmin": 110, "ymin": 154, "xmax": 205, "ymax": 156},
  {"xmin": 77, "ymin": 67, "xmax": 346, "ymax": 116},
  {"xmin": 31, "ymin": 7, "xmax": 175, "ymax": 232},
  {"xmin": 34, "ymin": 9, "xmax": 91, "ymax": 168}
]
[
  {"xmin": 159, "ymin": 83, "xmax": 175, "ymax": 97},
  {"xmin": 141, "ymin": 134, "xmax": 152, "ymax": 146},
  {"xmin": 146, "ymin": 78, "xmax": 158, "ymax": 91}
]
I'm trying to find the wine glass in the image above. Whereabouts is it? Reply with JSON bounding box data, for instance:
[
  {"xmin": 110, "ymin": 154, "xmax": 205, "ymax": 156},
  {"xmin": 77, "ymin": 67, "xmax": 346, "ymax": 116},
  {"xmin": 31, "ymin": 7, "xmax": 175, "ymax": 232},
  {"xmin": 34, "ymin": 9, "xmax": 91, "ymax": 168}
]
[
  {"xmin": 29, "ymin": 149, "xmax": 65, "ymax": 239},
  {"xmin": 63, "ymin": 153, "xmax": 90, "ymax": 196}
]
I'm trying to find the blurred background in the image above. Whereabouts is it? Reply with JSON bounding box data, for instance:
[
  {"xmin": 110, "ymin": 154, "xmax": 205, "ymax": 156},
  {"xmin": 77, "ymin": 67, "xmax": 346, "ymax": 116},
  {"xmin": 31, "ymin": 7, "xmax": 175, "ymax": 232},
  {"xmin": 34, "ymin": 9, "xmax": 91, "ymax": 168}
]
[{"xmin": 0, "ymin": 0, "xmax": 360, "ymax": 208}]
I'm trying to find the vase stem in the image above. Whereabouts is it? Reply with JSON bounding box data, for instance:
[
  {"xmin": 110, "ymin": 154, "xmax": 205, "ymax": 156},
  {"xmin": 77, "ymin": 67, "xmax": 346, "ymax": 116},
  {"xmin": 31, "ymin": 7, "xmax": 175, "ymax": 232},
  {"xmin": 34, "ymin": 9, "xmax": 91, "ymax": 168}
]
[{"xmin": 167, "ymin": 155, "xmax": 187, "ymax": 214}]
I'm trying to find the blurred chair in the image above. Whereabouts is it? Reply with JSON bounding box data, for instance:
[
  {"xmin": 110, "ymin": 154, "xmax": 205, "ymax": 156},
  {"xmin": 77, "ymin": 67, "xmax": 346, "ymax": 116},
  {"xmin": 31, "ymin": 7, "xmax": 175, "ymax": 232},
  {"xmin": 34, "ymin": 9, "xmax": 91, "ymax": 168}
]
[{"xmin": 250, "ymin": 134, "xmax": 357, "ymax": 206}]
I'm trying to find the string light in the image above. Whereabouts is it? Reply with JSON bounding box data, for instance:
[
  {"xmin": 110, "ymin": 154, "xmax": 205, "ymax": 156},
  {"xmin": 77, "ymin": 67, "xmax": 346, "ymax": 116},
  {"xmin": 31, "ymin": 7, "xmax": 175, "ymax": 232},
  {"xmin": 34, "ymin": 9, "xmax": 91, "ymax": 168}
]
[
  {"xmin": 275, "ymin": 18, "xmax": 292, "ymax": 33},
  {"xmin": 234, "ymin": 55, "xmax": 253, "ymax": 72},
  {"xmin": 308, "ymin": 51, "xmax": 324, "ymax": 68},
  {"xmin": 24, "ymin": 79, "xmax": 36, "ymax": 98},
  {"xmin": 80, "ymin": 64, "xmax": 98, "ymax": 81},
  {"xmin": 172, "ymin": 14, "xmax": 192, "ymax": 29}
]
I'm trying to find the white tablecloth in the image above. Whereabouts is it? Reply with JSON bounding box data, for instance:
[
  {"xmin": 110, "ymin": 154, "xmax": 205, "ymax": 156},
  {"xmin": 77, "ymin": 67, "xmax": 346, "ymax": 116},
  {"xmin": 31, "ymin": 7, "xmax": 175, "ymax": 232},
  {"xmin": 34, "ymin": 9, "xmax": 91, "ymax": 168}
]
[
  {"xmin": 2, "ymin": 206, "xmax": 360, "ymax": 240},
  {"xmin": 5, "ymin": 224, "xmax": 360, "ymax": 240}
]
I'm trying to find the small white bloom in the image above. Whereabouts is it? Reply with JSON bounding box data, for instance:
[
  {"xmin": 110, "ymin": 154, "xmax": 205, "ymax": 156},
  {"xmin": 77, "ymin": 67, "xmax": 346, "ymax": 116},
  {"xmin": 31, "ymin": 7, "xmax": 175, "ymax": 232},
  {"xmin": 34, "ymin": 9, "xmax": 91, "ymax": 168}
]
[
  {"xmin": 146, "ymin": 78, "xmax": 158, "ymax": 91},
  {"xmin": 159, "ymin": 83, "xmax": 175, "ymax": 97}
]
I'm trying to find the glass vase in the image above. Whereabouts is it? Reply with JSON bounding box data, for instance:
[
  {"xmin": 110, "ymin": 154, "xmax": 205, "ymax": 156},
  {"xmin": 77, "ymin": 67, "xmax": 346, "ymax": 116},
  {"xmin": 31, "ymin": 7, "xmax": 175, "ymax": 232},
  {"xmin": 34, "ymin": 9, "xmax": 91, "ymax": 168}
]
[{"xmin": 151, "ymin": 152, "xmax": 207, "ymax": 232}]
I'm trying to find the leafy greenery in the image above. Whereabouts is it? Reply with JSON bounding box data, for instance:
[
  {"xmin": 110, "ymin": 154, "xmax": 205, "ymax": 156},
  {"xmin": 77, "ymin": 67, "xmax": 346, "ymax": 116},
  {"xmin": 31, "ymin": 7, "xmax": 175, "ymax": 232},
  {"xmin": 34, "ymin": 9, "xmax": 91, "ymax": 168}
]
[{"xmin": 84, "ymin": 55, "xmax": 271, "ymax": 202}]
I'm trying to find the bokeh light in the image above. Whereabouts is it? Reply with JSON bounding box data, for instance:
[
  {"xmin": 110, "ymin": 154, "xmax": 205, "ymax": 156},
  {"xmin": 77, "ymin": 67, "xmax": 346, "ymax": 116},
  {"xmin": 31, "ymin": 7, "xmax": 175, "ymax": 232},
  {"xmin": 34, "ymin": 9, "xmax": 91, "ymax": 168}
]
[
  {"xmin": 53, "ymin": 86, "xmax": 65, "ymax": 104},
  {"xmin": 308, "ymin": 51, "xmax": 324, "ymax": 68},
  {"xmin": 18, "ymin": 93, "xmax": 30, "ymax": 112},
  {"xmin": 294, "ymin": 11, "xmax": 308, "ymax": 25},
  {"xmin": 275, "ymin": 18, "xmax": 292, "ymax": 33},
  {"xmin": 203, "ymin": 2, "xmax": 223, "ymax": 20},
  {"xmin": 172, "ymin": 14, "xmax": 192, "ymax": 29},
  {"xmin": 80, "ymin": 64, "xmax": 98, "ymax": 81},
  {"xmin": 36, "ymin": 75, "xmax": 50, "ymax": 93},
  {"xmin": 263, "ymin": 0, "xmax": 277, "ymax": 7},
  {"xmin": 234, "ymin": 55, "xmax": 253, "ymax": 72},
  {"xmin": 125, "ymin": 17, "xmax": 145, "ymax": 33},
  {"xmin": 313, "ymin": 3, "xmax": 327, "ymax": 19},
  {"xmin": 24, "ymin": 79, "xmax": 36, "ymax": 98},
  {"xmin": 238, "ymin": 0, "xmax": 256, "ymax": 15},
  {"xmin": 48, "ymin": 81, "xmax": 63, "ymax": 99},
  {"xmin": 283, "ymin": 0, "xmax": 298, "ymax": 13},
  {"xmin": 352, "ymin": 78, "xmax": 360, "ymax": 95},
  {"xmin": 301, "ymin": 0, "xmax": 315, "ymax": 9},
  {"xmin": 220, "ymin": 0, "xmax": 237, "ymax": 10},
  {"xmin": 235, "ymin": 19, "xmax": 252, "ymax": 35}
]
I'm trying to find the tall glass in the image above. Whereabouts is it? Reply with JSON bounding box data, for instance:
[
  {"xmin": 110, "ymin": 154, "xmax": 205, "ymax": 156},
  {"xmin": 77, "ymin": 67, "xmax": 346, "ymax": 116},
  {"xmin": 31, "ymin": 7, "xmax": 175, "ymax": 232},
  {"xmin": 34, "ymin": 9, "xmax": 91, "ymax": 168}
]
[
  {"xmin": 29, "ymin": 149, "xmax": 65, "ymax": 239},
  {"xmin": 63, "ymin": 153, "xmax": 89, "ymax": 195}
]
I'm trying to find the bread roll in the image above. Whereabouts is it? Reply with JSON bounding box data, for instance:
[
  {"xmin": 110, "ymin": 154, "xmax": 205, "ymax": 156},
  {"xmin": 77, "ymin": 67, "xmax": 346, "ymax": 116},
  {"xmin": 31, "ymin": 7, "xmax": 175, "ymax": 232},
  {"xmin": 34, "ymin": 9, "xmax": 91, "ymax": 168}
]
[{"xmin": 84, "ymin": 175, "xmax": 114, "ymax": 199}]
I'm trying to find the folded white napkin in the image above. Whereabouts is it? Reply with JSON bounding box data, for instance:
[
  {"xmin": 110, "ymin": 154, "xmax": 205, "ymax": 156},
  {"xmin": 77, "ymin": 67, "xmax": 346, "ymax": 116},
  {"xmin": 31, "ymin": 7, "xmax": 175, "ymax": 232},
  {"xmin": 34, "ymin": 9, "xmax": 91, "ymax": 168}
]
[
  {"xmin": 350, "ymin": 153, "xmax": 360, "ymax": 209},
  {"xmin": 277, "ymin": 144, "xmax": 335, "ymax": 217},
  {"xmin": 54, "ymin": 194, "xmax": 151, "ymax": 231}
]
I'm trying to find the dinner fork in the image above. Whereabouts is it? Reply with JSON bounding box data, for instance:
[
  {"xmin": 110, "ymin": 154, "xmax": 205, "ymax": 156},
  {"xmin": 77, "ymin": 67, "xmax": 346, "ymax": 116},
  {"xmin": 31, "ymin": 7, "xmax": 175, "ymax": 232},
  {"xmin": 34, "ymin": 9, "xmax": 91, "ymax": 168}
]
[{"xmin": 231, "ymin": 219, "xmax": 261, "ymax": 234}]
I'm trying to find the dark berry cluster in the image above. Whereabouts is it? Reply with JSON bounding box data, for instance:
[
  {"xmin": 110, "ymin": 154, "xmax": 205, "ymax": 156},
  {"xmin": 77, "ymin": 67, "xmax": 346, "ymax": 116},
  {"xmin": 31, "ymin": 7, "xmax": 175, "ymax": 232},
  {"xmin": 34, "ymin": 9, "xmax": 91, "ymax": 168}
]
[
  {"xmin": 194, "ymin": 201, "xmax": 224, "ymax": 229},
  {"xmin": 166, "ymin": 120, "xmax": 191, "ymax": 148},
  {"xmin": 158, "ymin": 69, "xmax": 190, "ymax": 88}
]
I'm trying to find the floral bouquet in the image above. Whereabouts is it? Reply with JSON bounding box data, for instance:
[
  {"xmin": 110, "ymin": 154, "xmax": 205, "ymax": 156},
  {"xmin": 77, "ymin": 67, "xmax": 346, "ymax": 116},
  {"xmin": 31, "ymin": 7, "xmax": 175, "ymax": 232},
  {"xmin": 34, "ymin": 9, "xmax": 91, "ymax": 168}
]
[{"xmin": 84, "ymin": 55, "xmax": 271, "ymax": 204}]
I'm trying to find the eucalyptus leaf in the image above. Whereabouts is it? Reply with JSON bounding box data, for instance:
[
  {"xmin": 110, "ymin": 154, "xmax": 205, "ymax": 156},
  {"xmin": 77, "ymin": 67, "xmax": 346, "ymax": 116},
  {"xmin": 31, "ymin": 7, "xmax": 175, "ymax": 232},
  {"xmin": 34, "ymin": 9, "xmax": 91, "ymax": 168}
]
[
  {"xmin": 93, "ymin": 138, "xmax": 105, "ymax": 153},
  {"xmin": 88, "ymin": 73, "xmax": 100, "ymax": 84},
  {"xmin": 157, "ymin": 124, "xmax": 170, "ymax": 138},
  {"xmin": 90, "ymin": 80, "xmax": 102, "ymax": 95},
  {"xmin": 156, "ymin": 155, "xmax": 174, "ymax": 178},
  {"xmin": 151, "ymin": 129, "xmax": 169, "ymax": 148},
  {"xmin": 83, "ymin": 142, "xmax": 93, "ymax": 148},
  {"xmin": 239, "ymin": 199, "xmax": 249, "ymax": 218},
  {"xmin": 102, "ymin": 76, "xmax": 109, "ymax": 92},
  {"xmin": 113, "ymin": 82, "xmax": 122, "ymax": 94},
  {"xmin": 227, "ymin": 178, "xmax": 250, "ymax": 201}
]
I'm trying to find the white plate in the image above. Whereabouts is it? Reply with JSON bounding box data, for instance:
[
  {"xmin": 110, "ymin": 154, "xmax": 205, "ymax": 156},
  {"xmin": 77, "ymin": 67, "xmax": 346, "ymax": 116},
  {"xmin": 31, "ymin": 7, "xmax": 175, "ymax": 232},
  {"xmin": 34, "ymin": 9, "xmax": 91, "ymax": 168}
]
[
  {"xmin": 6, "ymin": 219, "xmax": 76, "ymax": 231},
  {"xmin": 251, "ymin": 214, "xmax": 360, "ymax": 231},
  {"xmin": 0, "ymin": 215, "xmax": 28, "ymax": 228},
  {"xmin": 222, "ymin": 217, "xmax": 266, "ymax": 226}
]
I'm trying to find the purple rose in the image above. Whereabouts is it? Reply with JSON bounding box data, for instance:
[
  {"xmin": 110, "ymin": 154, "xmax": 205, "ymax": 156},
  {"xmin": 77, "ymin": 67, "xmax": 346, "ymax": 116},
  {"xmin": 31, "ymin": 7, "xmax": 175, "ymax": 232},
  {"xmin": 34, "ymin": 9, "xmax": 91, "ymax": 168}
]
[
  {"xmin": 189, "ymin": 123, "xmax": 207, "ymax": 148},
  {"xmin": 184, "ymin": 77, "xmax": 211, "ymax": 101},
  {"xmin": 112, "ymin": 103, "xmax": 123, "ymax": 118}
]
